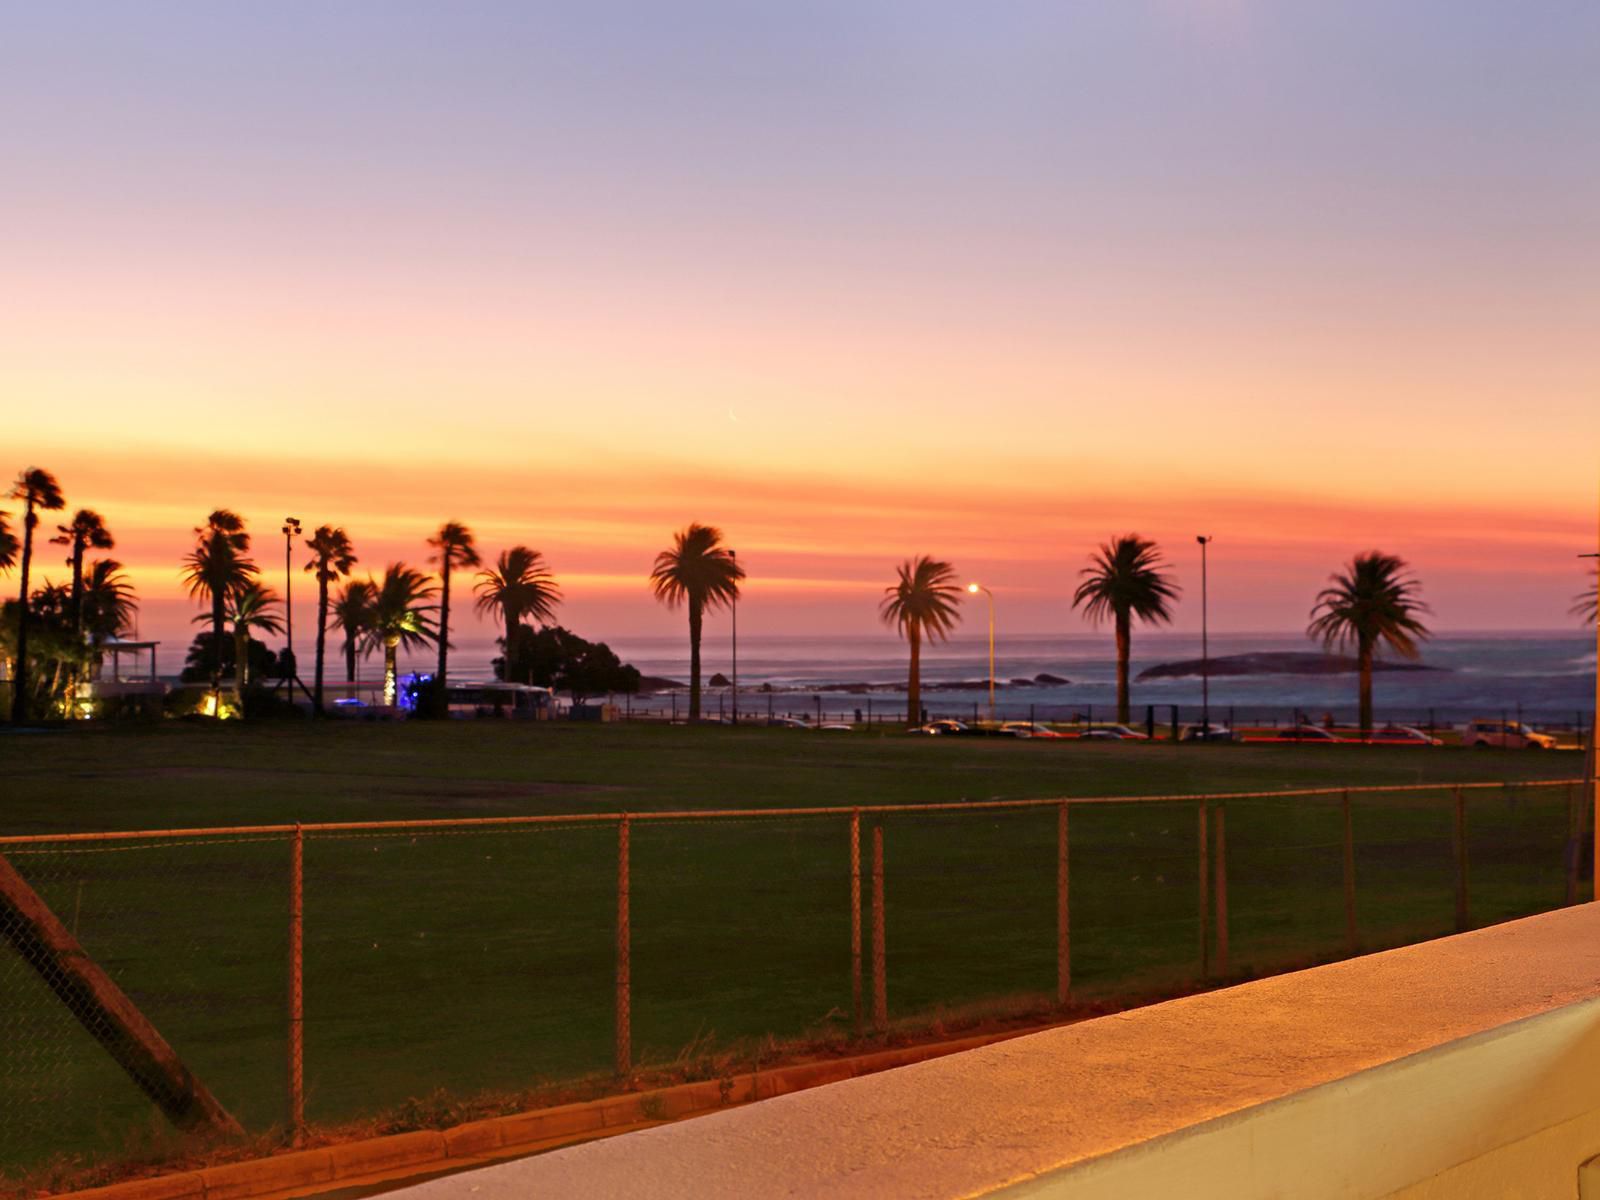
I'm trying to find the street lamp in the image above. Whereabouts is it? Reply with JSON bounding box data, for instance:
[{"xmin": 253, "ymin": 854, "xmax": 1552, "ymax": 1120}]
[
  {"xmin": 1582, "ymin": 492, "xmax": 1599, "ymax": 900},
  {"xmin": 967, "ymin": 582, "xmax": 995, "ymax": 723},
  {"xmin": 729, "ymin": 549, "xmax": 738, "ymax": 726},
  {"xmin": 1196, "ymin": 536, "xmax": 1213, "ymax": 737},
  {"xmin": 282, "ymin": 517, "xmax": 301, "ymax": 695}
]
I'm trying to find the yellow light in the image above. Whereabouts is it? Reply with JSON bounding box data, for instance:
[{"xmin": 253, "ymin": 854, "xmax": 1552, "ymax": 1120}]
[{"xmin": 967, "ymin": 582, "xmax": 980, "ymax": 593}]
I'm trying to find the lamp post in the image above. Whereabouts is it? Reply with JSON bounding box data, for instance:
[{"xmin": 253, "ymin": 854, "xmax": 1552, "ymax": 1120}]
[
  {"xmin": 1582, "ymin": 491, "xmax": 1599, "ymax": 899},
  {"xmin": 1196, "ymin": 536, "xmax": 1213, "ymax": 737},
  {"xmin": 729, "ymin": 549, "xmax": 738, "ymax": 726},
  {"xmin": 282, "ymin": 517, "xmax": 301, "ymax": 695},
  {"xmin": 967, "ymin": 582, "xmax": 995, "ymax": 724}
]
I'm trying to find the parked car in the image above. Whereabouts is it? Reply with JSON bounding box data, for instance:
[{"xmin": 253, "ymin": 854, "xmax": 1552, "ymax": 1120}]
[
  {"xmin": 1371, "ymin": 724, "xmax": 1442, "ymax": 746},
  {"xmin": 1000, "ymin": 721, "xmax": 1065, "ymax": 739},
  {"xmin": 911, "ymin": 719, "xmax": 970, "ymax": 736},
  {"xmin": 1275, "ymin": 725, "xmax": 1343, "ymax": 742},
  {"xmin": 1463, "ymin": 719, "xmax": 1557, "ymax": 749},
  {"xmin": 819, "ymin": 723, "xmax": 854, "ymax": 732},
  {"xmin": 1079, "ymin": 724, "xmax": 1149, "ymax": 741},
  {"xmin": 767, "ymin": 717, "xmax": 808, "ymax": 729},
  {"xmin": 1179, "ymin": 723, "xmax": 1239, "ymax": 743}
]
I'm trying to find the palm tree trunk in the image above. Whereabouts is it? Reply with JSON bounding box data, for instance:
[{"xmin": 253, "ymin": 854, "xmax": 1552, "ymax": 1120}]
[
  {"xmin": 68, "ymin": 540, "xmax": 85, "ymax": 706},
  {"xmin": 1115, "ymin": 610, "xmax": 1131, "ymax": 724},
  {"xmin": 436, "ymin": 564, "xmax": 451, "ymax": 716},
  {"xmin": 907, "ymin": 622, "xmax": 922, "ymax": 726},
  {"xmin": 313, "ymin": 575, "xmax": 329, "ymax": 716},
  {"xmin": 688, "ymin": 600, "xmax": 703, "ymax": 722},
  {"xmin": 211, "ymin": 590, "xmax": 226, "ymax": 697},
  {"xmin": 1358, "ymin": 639, "xmax": 1374, "ymax": 739},
  {"xmin": 505, "ymin": 615, "xmax": 518, "ymax": 682},
  {"xmin": 345, "ymin": 638, "xmax": 356, "ymax": 684},
  {"xmin": 11, "ymin": 499, "xmax": 36, "ymax": 724},
  {"xmin": 234, "ymin": 625, "xmax": 247, "ymax": 707},
  {"xmin": 384, "ymin": 637, "xmax": 399, "ymax": 707}
]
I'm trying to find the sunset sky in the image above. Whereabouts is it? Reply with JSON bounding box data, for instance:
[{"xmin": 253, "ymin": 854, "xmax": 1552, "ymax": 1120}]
[{"xmin": 5, "ymin": 2, "xmax": 1598, "ymax": 649}]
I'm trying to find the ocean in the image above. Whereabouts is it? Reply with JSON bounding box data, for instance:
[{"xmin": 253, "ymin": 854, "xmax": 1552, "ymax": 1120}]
[{"xmin": 390, "ymin": 630, "xmax": 1599, "ymax": 728}]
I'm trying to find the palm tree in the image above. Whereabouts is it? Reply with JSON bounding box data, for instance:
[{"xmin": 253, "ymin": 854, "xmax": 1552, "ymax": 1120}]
[
  {"xmin": 81, "ymin": 559, "xmax": 138, "ymax": 647},
  {"xmin": 474, "ymin": 546, "xmax": 562, "ymax": 680},
  {"xmin": 224, "ymin": 582, "xmax": 285, "ymax": 701},
  {"xmin": 333, "ymin": 579, "xmax": 376, "ymax": 689},
  {"xmin": 0, "ymin": 511, "xmax": 17, "ymax": 574},
  {"xmin": 880, "ymin": 557, "xmax": 964, "ymax": 726},
  {"xmin": 426, "ymin": 522, "xmax": 479, "ymax": 710},
  {"xmin": 9, "ymin": 468, "xmax": 67, "ymax": 723},
  {"xmin": 649, "ymin": 524, "xmax": 744, "ymax": 722},
  {"xmin": 366, "ymin": 565, "xmax": 438, "ymax": 706},
  {"xmin": 181, "ymin": 510, "xmax": 256, "ymax": 697},
  {"xmin": 50, "ymin": 510, "xmax": 114, "ymax": 638},
  {"xmin": 1072, "ymin": 535, "xmax": 1180, "ymax": 724},
  {"xmin": 1572, "ymin": 567, "xmax": 1597, "ymax": 625},
  {"xmin": 304, "ymin": 526, "xmax": 357, "ymax": 715},
  {"xmin": 1308, "ymin": 552, "xmax": 1431, "ymax": 738}
]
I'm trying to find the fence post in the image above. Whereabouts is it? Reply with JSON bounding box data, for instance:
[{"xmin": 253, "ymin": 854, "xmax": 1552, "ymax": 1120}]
[
  {"xmin": 616, "ymin": 815, "xmax": 632, "ymax": 1076},
  {"xmin": 871, "ymin": 824, "xmax": 887, "ymax": 1032},
  {"xmin": 288, "ymin": 823, "xmax": 305, "ymax": 1143},
  {"xmin": 1197, "ymin": 803, "xmax": 1210, "ymax": 978},
  {"xmin": 1214, "ymin": 804, "xmax": 1229, "ymax": 976},
  {"xmin": 1342, "ymin": 790, "xmax": 1358, "ymax": 954},
  {"xmin": 850, "ymin": 810, "xmax": 862, "ymax": 1034},
  {"xmin": 1453, "ymin": 788, "xmax": 1470, "ymax": 932},
  {"xmin": 1056, "ymin": 802, "xmax": 1070, "ymax": 1005}
]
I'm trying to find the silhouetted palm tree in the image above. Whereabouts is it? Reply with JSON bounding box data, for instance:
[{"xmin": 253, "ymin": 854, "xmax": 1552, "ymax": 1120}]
[
  {"xmin": 224, "ymin": 582, "xmax": 285, "ymax": 700},
  {"xmin": 427, "ymin": 522, "xmax": 479, "ymax": 709},
  {"xmin": 81, "ymin": 560, "xmax": 138, "ymax": 647},
  {"xmin": 1308, "ymin": 552, "xmax": 1431, "ymax": 738},
  {"xmin": 181, "ymin": 510, "xmax": 257, "ymax": 697},
  {"xmin": 333, "ymin": 579, "xmax": 376, "ymax": 689},
  {"xmin": 474, "ymin": 547, "xmax": 562, "ymax": 681},
  {"xmin": 366, "ymin": 565, "xmax": 438, "ymax": 706},
  {"xmin": 304, "ymin": 526, "xmax": 357, "ymax": 715},
  {"xmin": 880, "ymin": 557, "xmax": 963, "ymax": 726},
  {"xmin": 1072, "ymin": 535, "xmax": 1180, "ymax": 724},
  {"xmin": 50, "ymin": 510, "xmax": 114, "ymax": 638},
  {"xmin": 0, "ymin": 511, "xmax": 17, "ymax": 574},
  {"xmin": 9, "ymin": 468, "xmax": 67, "ymax": 723},
  {"xmin": 649, "ymin": 524, "xmax": 744, "ymax": 722},
  {"xmin": 1572, "ymin": 568, "xmax": 1597, "ymax": 625}
]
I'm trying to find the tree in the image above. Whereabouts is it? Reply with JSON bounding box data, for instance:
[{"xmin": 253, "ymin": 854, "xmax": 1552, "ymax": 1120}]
[
  {"xmin": 1, "ymin": 586, "xmax": 88, "ymax": 719},
  {"xmin": 81, "ymin": 559, "xmax": 138, "ymax": 647},
  {"xmin": 880, "ymin": 557, "xmax": 963, "ymax": 726},
  {"xmin": 648, "ymin": 524, "xmax": 744, "ymax": 722},
  {"xmin": 332, "ymin": 579, "xmax": 375, "ymax": 687},
  {"xmin": 224, "ymin": 583, "xmax": 285, "ymax": 700},
  {"xmin": 50, "ymin": 510, "xmax": 114, "ymax": 638},
  {"xmin": 1308, "ymin": 552, "xmax": 1431, "ymax": 738},
  {"xmin": 474, "ymin": 547, "xmax": 561, "ymax": 680},
  {"xmin": 0, "ymin": 511, "xmax": 17, "ymax": 574},
  {"xmin": 1573, "ymin": 568, "xmax": 1597, "ymax": 625},
  {"xmin": 365, "ymin": 565, "xmax": 438, "ymax": 706},
  {"xmin": 426, "ymin": 522, "xmax": 479, "ymax": 712},
  {"xmin": 8, "ymin": 468, "xmax": 67, "ymax": 723},
  {"xmin": 303, "ymin": 526, "xmax": 357, "ymax": 715},
  {"xmin": 1072, "ymin": 535, "xmax": 1180, "ymax": 724},
  {"xmin": 495, "ymin": 624, "xmax": 640, "ymax": 700},
  {"xmin": 181, "ymin": 510, "xmax": 256, "ymax": 698}
]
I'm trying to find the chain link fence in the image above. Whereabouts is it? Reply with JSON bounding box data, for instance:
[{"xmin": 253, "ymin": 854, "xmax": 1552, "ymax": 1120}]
[{"xmin": 1, "ymin": 779, "xmax": 1590, "ymax": 1185}]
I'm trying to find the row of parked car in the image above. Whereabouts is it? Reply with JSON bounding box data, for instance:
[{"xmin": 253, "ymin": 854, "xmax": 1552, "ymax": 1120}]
[{"xmin": 906, "ymin": 718, "xmax": 1561, "ymax": 747}]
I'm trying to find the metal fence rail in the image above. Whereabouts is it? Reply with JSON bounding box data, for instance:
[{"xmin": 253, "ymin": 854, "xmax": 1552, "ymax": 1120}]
[{"xmin": 1, "ymin": 778, "xmax": 1590, "ymax": 1183}]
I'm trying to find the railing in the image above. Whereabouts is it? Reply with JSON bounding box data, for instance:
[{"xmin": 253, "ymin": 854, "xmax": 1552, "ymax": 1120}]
[{"xmin": 0, "ymin": 778, "xmax": 1589, "ymax": 1185}]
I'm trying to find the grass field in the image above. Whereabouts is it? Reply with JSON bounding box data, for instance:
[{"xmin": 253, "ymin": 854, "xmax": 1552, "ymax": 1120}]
[{"xmin": 0, "ymin": 722, "xmax": 1587, "ymax": 1182}]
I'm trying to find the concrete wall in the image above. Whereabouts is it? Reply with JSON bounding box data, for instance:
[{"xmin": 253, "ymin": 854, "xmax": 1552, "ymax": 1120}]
[{"xmin": 394, "ymin": 905, "xmax": 1600, "ymax": 1200}]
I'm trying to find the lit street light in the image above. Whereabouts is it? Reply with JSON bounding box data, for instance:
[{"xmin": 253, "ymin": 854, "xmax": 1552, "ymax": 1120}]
[
  {"xmin": 729, "ymin": 549, "xmax": 738, "ymax": 726},
  {"xmin": 1196, "ymin": 536, "xmax": 1213, "ymax": 738},
  {"xmin": 282, "ymin": 517, "xmax": 301, "ymax": 697},
  {"xmin": 967, "ymin": 582, "xmax": 995, "ymax": 723}
]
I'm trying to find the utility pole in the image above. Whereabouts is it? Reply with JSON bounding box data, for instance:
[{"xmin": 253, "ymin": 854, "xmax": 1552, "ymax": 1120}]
[
  {"xmin": 282, "ymin": 517, "xmax": 301, "ymax": 695},
  {"xmin": 1197, "ymin": 536, "xmax": 1213, "ymax": 736}
]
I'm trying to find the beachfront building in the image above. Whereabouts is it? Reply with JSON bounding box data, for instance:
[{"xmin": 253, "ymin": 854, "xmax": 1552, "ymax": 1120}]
[{"xmin": 75, "ymin": 638, "xmax": 166, "ymax": 719}]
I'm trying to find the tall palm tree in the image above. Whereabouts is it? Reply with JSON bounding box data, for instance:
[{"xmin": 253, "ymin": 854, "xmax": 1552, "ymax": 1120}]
[
  {"xmin": 333, "ymin": 579, "xmax": 376, "ymax": 689},
  {"xmin": 649, "ymin": 524, "xmax": 744, "ymax": 722},
  {"xmin": 81, "ymin": 559, "xmax": 138, "ymax": 647},
  {"xmin": 181, "ymin": 510, "xmax": 256, "ymax": 696},
  {"xmin": 1572, "ymin": 567, "xmax": 1597, "ymax": 625},
  {"xmin": 304, "ymin": 526, "xmax": 357, "ymax": 715},
  {"xmin": 1072, "ymin": 535, "xmax": 1180, "ymax": 724},
  {"xmin": 224, "ymin": 582, "xmax": 285, "ymax": 701},
  {"xmin": 365, "ymin": 565, "xmax": 438, "ymax": 706},
  {"xmin": 9, "ymin": 468, "xmax": 67, "ymax": 723},
  {"xmin": 50, "ymin": 510, "xmax": 114, "ymax": 638},
  {"xmin": 880, "ymin": 557, "xmax": 964, "ymax": 726},
  {"xmin": 474, "ymin": 546, "xmax": 562, "ymax": 680},
  {"xmin": 1308, "ymin": 551, "xmax": 1431, "ymax": 738},
  {"xmin": 426, "ymin": 522, "xmax": 479, "ymax": 709},
  {"xmin": 0, "ymin": 511, "xmax": 17, "ymax": 574}
]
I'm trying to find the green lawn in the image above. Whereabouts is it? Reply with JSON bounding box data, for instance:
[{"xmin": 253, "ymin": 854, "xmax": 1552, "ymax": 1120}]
[{"xmin": 0, "ymin": 723, "xmax": 1586, "ymax": 1180}]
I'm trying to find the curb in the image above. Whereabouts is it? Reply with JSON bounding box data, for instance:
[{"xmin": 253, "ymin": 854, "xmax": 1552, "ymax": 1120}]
[{"xmin": 59, "ymin": 1027, "xmax": 1038, "ymax": 1200}]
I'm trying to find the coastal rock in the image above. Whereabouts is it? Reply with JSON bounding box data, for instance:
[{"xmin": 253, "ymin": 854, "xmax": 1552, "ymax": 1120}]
[
  {"xmin": 1033, "ymin": 673, "xmax": 1070, "ymax": 686},
  {"xmin": 1137, "ymin": 652, "xmax": 1445, "ymax": 681},
  {"xmin": 708, "ymin": 673, "xmax": 731, "ymax": 687}
]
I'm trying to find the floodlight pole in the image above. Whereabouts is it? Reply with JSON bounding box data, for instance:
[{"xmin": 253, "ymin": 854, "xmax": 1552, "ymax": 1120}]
[
  {"xmin": 968, "ymin": 583, "xmax": 995, "ymax": 723},
  {"xmin": 1197, "ymin": 536, "xmax": 1213, "ymax": 737},
  {"xmin": 282, "ymin": 518, "xmax": 301, "ymax": 696},
  {"xmin": 1583, "ymin": 486, "xmax": 1599, "ymax": 899},
  {"xmin": 729, "ymin": 549, "xmax": 738, "ymax": 726}
]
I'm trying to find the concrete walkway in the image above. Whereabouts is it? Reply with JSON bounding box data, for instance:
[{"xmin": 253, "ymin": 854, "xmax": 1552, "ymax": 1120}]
[{"xmin": 391, "ymin": 905, "xmax": 1600, "ymax": 1199}]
